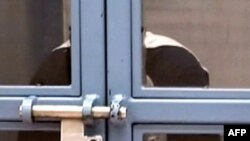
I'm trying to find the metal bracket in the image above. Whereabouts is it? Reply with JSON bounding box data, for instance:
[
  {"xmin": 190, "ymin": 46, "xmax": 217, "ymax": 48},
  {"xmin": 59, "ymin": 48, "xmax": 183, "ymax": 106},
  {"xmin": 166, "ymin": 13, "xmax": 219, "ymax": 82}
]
[
  {"xmin": 61, "ymin": 119, "xmax": 103, "ymax": 141},
  {"xmin": 82, "ymin": 94, "xmax": 99, "ymax": 125},
  {"xmin": 110, "ymin": 94, "xmax": 126, "ymax": 124},
  {"xmin": 20, "ymin": 96, "xmax": 37, "ymax": 123}
]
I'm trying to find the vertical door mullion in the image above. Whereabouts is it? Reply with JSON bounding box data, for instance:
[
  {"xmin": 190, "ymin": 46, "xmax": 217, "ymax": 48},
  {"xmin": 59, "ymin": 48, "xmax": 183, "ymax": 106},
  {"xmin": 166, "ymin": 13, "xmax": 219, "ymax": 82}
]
[
  {"xmin": 107, "ymin": 0, "xmax": 132, "ymax": 140},
  {"xmin": 81, "ymin": 0, "xmax": 106, "ymax": 139}
]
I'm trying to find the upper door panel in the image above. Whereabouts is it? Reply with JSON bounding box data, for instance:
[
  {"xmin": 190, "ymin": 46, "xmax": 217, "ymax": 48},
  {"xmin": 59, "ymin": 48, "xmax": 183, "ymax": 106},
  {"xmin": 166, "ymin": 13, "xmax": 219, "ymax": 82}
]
[
  {"xmin": 134, "ymin": 125, "xmax": 223, "ymax": 141},
  {"xmin": 107, "ymin": 1, "xmax": 250, "ymax": 141},
  {"xmin": 132, "ymin": 0, "xmax": 250, "ymax": 98},
  {"xmin": 0, "ymin": 0, "xmax": 80, "ymax": 96},
  {"xmin": 0, "ymin": 0, "xmax": 105, "ymax": 132},
  {"xmin": 143, "ymin": 0, "xmax": 250, "ymax": 88}
]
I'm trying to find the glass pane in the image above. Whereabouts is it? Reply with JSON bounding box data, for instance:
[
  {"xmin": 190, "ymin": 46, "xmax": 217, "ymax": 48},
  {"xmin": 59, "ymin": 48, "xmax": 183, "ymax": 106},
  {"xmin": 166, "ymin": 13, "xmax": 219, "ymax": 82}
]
[
  {"xmin": 0, "ymin": 131, "xmax": 59, "ymax": 141},
  {"xmin": 0, "ymin": 131, "xmax": 18, "ymax": 141},
  {"xmin": 143, "ymin": 0, "xmax": 250, "ymax": 88},
  {"xmin": 0, "ymin": 0, "xmax": 71, "ymax": 85},
  {"xmin": 143, "ymin": 133, "xmax": 223, "ymax": 141}
]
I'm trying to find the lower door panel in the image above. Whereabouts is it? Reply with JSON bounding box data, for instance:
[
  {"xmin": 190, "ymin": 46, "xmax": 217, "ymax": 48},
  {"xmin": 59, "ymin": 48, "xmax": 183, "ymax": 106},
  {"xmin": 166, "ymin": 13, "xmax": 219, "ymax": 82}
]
[{"xmin": 134, "ymin": 125, "xmax": 224, "ymax": 141}]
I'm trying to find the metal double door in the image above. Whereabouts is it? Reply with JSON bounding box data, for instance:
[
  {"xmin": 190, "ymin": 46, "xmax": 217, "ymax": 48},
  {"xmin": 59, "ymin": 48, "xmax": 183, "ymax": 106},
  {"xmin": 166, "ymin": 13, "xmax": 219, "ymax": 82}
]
[{"xmin": 1, "ymin": 0, "xmax": 250, "ymax": 141}]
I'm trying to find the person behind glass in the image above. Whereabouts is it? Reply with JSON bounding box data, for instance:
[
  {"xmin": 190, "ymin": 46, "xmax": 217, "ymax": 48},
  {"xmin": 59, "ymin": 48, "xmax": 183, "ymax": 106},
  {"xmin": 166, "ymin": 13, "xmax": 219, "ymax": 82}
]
[
  {"xmin": 30, "ymin": 27, "xmax": 209, "ymax": 87},
  {"xmin": 29, "ymin": 27, "xmax": 72, "ymax": 85},
  {"xmin": 143, "ymin": 29, "xmax": 209, "ymax": 87},
  {"xmin": 143, "ymin": 29, "xmax": 210, "ymax": 141},
  {"xmin": 29, "ymin": 26, "xmax": 154, "ymax": 86}
]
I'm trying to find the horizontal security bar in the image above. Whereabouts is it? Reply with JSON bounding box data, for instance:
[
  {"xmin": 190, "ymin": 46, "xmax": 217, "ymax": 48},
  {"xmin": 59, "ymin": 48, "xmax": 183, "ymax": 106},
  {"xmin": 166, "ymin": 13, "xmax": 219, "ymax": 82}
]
[{"xmin": 19, "ymin": 105, "xmax": 126, "ymax": 119}]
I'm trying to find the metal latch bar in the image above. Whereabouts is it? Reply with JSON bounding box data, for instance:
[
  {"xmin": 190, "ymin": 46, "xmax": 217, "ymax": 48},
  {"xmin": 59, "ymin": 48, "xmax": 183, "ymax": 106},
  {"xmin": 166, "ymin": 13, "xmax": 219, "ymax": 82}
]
[
  {"xmin": 19, "ymin": 105, "xmax": 126, "ymax": 119},
  {"xmin": 19, "ymin": 94, "xmax": 127, "ymax": 141}
]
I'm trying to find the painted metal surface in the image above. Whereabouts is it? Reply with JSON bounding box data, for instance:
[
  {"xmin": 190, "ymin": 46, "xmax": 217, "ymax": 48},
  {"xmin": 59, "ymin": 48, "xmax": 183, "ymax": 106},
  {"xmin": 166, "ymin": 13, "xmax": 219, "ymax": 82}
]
[
  {"xmin": 80, "ymin": 0, "xmax": 106, "ymax": 139},
  {"xmin": 107, "ymin": 0, "xmax": 132, "ymax": 140},
  {"xmin": 1, "ymin": 1, "xmax": 250, "ymax": 141}
]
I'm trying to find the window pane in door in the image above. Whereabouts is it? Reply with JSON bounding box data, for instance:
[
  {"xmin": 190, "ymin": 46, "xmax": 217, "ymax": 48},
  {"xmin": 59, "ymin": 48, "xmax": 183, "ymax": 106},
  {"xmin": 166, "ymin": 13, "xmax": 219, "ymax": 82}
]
[
  {"xmin": 18, "ymin": 131, "xmax": 60, "ymax": 141},
  {"xmin": 0, "ymin": 0, "xmax": 71, "ymax": 85},
  {"xmin": 143, "ymin": 133, "xmax": 223, "ymax": 141},
  {"xmin": 143, "ymin": 0, "xmax": 250, "ymax": 88},
  {"xmin": 0, "ymin": 131, "xmax": 18, "ymax": 141},
  {"xmin": 0, "ymin": 131, "xmax": 60, "ymax": 141}
]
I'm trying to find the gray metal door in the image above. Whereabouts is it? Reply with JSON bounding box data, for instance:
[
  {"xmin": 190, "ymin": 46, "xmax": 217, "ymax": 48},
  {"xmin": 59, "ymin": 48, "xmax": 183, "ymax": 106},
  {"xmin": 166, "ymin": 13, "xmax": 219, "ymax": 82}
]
[
  {"xmin": 0, "ymin": 0, "xmax": 106, "ymax": 140},
  {"xmin": 107, "ymin": 0, "xmax": 250, "ymax": 141},
  {"xmin": 2, "ymin": 0, "xmax": 250, "ymax": 141}
]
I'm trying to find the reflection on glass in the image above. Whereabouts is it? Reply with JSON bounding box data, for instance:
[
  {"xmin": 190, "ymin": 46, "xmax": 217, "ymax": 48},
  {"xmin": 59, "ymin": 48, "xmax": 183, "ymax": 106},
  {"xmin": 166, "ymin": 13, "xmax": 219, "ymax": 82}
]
[
  {"xmin": 0, "ymin": 131, "xmax": 60, "ymax": 141},
  {"xmin": 0, "ymin": 0, "xmax": 71, "ymax": 85},
  {"xmin": 143, "ymin": 0, "xmax": 250, "ymax": 88},
  {"xmin": 143, "ymin": 133, "xmax": 223, "ymax": 141}
]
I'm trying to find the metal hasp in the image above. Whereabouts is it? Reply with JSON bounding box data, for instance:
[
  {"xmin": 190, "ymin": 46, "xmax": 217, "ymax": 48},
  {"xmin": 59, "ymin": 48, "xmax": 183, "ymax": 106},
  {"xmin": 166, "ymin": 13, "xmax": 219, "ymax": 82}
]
[
  {"xmin": 19, "ymin": 94, "xmax": 127, "ymax": 141},
  {"xmin": 110, "ymin": 94, "xmax": 126, "ymax": 124},
  {"xmin": 19, "ymin": 96, "xmax": 37, "ymax": 123},
  {"xmin": 61, "ymin": 119, "xmax": 102, "ymax": 141}
]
